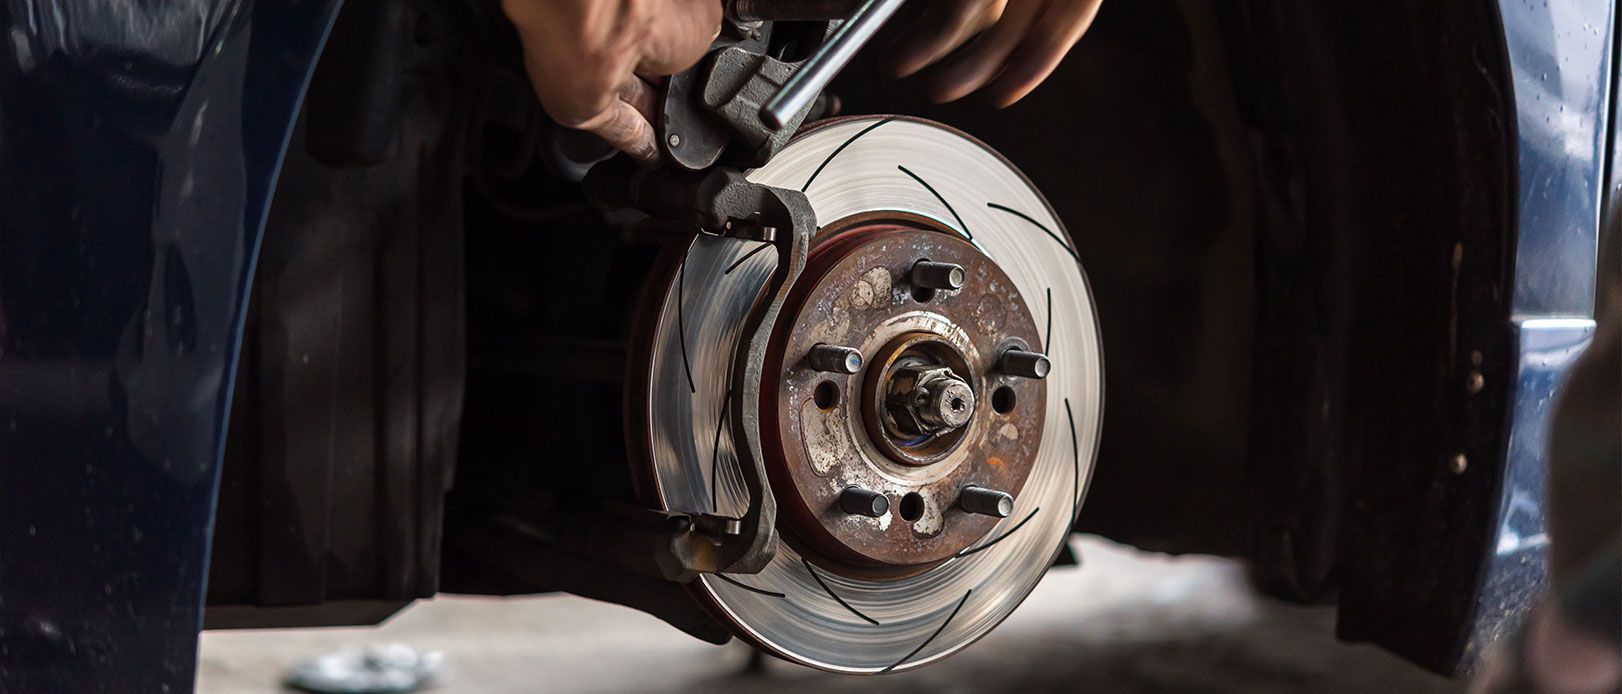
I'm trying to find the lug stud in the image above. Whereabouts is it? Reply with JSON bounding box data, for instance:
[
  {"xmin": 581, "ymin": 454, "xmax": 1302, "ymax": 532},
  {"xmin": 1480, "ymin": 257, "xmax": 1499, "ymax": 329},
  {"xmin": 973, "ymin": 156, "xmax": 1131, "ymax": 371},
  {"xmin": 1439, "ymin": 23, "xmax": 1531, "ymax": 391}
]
[
  {"xmin": 958, "ymin": 486, "xmax": 1014, "ymax": 518},
  {"xmin": 808, "ymin": 344, "xmax": 863, "ymax": 374},
  {"xmin": 998, "ymin": 349, "xmax": 1051, "ymax": 379},
  {"xmin": 838, "ymin": 486, "xmax": 890, "ymax": 518},
  {"xmin": 911, "ymin": 260, "xmax": 966, "ymax": 291}
]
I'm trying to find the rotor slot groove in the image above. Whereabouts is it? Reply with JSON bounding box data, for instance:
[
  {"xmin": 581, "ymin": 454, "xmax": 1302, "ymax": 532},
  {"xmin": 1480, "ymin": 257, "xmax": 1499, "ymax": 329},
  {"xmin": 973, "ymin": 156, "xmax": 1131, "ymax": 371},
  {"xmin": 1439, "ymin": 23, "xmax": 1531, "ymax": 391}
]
[
  {"xmin": 955, "ymin": 507, "xmax": 1042, "ymax": 559},
  {"xmin": 800, "ymin": 116, "xmax": 896, "ymax": 192},
  {"xmin": 898, "ymin": 165, "xmax": 972, "ymax": 240},
  {"xmin": 713, "ymin": 573, "xmax": 788, "ymax": 599},
  {"xmin": 1065, "ymin": 398, "xmax": 1081, "ymax": 527},
  {"xmin": 801, "ymin": 557, "xmax": 881, "ymax": 626},
  {"xmin": 709, "ymin": 399, "xmax": 729, "ymax": 513},
  {"xmin": 677, "ymin": 253, "xmax": 696, "ymax": 393},
  {"xmin": 986, "ymin": 202, "xmax": 1080, "ymax": 264},
  {"xmin": 879, "ymin": 590, "xmax": 973, "ymax": 673},
  {"xmin": 724, "ymin": 241, "xmax": 775, "ymax": 274},
  {"xmin": 1044, "ymin": 286, "xmax": 1053, "ymax": 351}
]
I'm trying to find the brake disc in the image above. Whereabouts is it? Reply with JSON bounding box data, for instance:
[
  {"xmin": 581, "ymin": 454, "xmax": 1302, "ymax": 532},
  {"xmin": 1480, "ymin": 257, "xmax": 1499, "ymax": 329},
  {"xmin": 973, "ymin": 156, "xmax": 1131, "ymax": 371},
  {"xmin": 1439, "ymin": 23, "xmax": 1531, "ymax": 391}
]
[{"xmin": 626, "ymin": 116, "xmax": 1104, "ymax": 673}]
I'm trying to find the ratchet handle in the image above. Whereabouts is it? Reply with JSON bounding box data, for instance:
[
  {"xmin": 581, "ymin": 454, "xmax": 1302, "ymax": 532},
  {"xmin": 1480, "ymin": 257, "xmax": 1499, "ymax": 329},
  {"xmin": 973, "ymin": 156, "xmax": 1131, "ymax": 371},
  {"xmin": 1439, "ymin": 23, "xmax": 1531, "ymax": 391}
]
[{"xmin": 757, "ymin": 0, "xmax": 908, "ymax": 130}]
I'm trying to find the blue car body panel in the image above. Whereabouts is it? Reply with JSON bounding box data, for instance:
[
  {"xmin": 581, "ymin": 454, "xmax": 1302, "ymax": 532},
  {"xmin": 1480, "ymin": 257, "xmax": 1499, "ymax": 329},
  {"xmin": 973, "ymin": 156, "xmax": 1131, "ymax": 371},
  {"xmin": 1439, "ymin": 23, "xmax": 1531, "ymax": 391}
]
[
  {"xmin": 1464, "ymin": 0, "xmax": 1609, "ymax": 666},
  {"xmin": 1501, "ymin": 0, "xmax": 1610, "ymax": 319},
  {"xmin": 0, "ymin": 1, "xmax": 341, "ymax": 690}
]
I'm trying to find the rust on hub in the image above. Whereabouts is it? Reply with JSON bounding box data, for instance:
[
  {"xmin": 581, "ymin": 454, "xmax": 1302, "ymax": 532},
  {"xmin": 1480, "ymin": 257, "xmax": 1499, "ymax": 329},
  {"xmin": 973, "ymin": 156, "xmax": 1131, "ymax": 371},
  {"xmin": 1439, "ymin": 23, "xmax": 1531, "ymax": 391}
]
[{"xmin": 760, "ymin": 213, "xmax": 1048, "ymax": 573}]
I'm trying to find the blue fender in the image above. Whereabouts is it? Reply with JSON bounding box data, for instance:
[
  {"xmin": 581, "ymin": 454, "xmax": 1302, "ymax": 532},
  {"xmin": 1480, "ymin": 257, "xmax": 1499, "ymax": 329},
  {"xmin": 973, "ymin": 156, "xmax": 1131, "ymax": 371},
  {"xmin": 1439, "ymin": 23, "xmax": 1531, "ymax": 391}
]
[
  {"xmin": 0, "ymin": 0, "xmax": 343, "ymax": 690},
  {"xmin": 1467, "ymin": 0, "xmax": 1609, "ymax": 666}
]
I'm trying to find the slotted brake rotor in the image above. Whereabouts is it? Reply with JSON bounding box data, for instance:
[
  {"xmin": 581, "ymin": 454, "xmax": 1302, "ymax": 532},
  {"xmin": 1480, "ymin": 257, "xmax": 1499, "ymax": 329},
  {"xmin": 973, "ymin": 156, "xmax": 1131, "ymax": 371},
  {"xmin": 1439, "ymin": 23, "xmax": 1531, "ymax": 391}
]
[{"xmin": 628, "ymin": 116, "xmax": 1104, "ymax": 673}]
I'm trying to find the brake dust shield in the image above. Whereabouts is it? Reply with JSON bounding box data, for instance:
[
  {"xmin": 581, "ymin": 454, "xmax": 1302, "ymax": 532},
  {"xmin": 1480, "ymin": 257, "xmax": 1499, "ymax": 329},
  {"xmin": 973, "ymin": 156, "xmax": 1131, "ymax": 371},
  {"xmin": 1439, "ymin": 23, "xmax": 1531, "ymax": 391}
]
[{"xmin": 626, "ymin": 116, "xmax": 1104, "ymax": 673}]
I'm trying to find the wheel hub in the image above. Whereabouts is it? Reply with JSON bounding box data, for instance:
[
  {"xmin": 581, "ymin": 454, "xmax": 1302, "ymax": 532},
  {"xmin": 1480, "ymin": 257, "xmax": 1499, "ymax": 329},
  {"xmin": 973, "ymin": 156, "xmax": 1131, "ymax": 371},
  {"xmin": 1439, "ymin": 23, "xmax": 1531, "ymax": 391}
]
[{"xmin": 762, "ymin": 217, "xmax": 1048, "ymax": 570}]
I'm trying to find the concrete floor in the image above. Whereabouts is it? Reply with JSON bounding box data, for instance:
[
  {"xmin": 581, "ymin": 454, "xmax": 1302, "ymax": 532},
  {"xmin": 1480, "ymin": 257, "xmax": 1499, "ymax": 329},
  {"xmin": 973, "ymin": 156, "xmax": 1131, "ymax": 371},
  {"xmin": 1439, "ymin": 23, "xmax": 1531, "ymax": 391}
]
[{"xmin": 197, "ymin": 537, "xmax": 1463, "ymax": 693}]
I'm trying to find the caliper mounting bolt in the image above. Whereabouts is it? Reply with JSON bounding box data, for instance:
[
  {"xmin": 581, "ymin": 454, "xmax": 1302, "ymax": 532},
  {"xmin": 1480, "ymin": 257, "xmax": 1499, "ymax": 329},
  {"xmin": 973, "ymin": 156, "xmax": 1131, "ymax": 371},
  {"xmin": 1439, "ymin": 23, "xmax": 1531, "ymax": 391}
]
[
  {"xmin": 807, "ymin": 344, "xmax": 863, "ymax": 374},
  {"xmin": 958, "ymin": 486, "xmax": 1015, "ymax": 518},
  {"xmin": 911, "ymin": 260, "xmax": 966, "ymax": 291},
  {"xmin": 838, "ymin": 486, "xmax": 890, "ymax": 518},
  {"xmin": 998, "ymin": 349, "xmax": 1051, "ymax": 380}
]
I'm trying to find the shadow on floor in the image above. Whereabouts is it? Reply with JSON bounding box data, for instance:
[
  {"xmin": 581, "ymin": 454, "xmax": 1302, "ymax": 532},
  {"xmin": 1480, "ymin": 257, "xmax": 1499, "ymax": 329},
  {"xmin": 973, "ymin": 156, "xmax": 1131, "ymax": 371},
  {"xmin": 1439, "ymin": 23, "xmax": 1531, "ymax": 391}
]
[{"xmin": 198, "ymin": 537, "xmax": 1462, "ymax": 694}]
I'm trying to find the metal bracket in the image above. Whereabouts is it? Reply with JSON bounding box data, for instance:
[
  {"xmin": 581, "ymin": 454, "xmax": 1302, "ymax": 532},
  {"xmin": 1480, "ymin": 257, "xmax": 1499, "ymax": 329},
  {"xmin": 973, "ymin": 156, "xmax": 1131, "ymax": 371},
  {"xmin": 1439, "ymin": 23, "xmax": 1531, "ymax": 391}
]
[
  {"xmin": 700, "ymin": 47, "xmax": 809, "ymax": 166},
  {"xmin": 658, "ymin": 20, "xmax": 771, "ymax": 171},
  {"xmin": 574, "ymin": 0, "xmax": 899, "ymax": 581},
  {"xmin": 580, "ymin": 161, "xmax": 817, "ymax": 580},
  {"xmin": 663, "ymin": 1, "xmax": 890, "ymax": 169}
]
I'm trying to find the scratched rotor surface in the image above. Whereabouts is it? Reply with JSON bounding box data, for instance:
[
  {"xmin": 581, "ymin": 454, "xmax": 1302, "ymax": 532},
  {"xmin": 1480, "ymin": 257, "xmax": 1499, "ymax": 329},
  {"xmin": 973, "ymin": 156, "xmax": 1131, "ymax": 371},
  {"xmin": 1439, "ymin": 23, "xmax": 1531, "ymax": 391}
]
[{"xmin": 634, "ymin": 117, "xmax": 1104, "ymax": 673}]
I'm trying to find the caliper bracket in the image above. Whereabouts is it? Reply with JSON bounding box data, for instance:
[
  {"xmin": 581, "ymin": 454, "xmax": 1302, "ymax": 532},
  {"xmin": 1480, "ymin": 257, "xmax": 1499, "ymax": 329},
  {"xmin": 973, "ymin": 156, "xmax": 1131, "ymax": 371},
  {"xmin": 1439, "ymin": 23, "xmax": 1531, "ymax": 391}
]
[{"xmin": 577, "ymin": 160, "xmax": 816, "ymax": 581}]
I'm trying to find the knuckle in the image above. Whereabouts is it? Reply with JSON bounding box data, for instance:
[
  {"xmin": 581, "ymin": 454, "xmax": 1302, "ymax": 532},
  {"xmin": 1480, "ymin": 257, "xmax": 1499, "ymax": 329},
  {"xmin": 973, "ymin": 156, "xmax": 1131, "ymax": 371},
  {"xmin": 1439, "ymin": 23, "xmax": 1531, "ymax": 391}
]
[
  {"xmin": 539, "ymin": 75, "xmax": 620, "ymax": 128},
  {"xmin": 547, "ymin": 94, "xmax": 612, "ymax": 129},
  {"xmin": 979, "ymin": 0, "xmax": 1008, "ymax": 27},
  {"xmin": 564, "ymin": 106, "xmax": 613, "ymax": 131}
]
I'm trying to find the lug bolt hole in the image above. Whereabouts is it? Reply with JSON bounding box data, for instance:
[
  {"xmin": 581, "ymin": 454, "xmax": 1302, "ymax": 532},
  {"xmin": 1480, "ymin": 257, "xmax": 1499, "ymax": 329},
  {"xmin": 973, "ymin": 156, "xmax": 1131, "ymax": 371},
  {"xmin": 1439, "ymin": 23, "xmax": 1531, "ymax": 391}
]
[
  {"xmin": 899, "ymin": 492, "xmax": 925, "ymax": 522},
  {"xmin": 910, "ymin": 285, "xmax": 937, "ymax": 303},
  {"xmin": 814, "ymin": 381, "xmax": 839, "ymax": 410},
  {"xmin": 992, "ymin": 386, "xmax": 1016, "ymax": 414}
]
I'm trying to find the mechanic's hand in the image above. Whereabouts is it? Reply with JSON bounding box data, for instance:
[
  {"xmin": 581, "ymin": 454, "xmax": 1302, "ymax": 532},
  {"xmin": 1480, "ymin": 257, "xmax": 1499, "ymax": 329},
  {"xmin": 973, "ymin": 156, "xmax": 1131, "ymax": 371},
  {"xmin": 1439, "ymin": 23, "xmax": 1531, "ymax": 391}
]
[
  {"xmin": 888, "ymin": 0, "xmax": 1104, "ymax": 107},
  {"xmin": 502, "ymin": 0, "xmax": 722, "ymax": 165}
]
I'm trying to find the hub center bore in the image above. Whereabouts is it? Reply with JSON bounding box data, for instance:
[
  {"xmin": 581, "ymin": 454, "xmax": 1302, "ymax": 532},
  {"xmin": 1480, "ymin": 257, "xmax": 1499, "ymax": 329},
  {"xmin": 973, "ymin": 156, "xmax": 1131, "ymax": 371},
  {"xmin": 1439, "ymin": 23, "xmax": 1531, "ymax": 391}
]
[
  {"xmin": 760, "ymin": 214, "xmax": 1051, "ymax": 572},
  {"xmin": 864, "ymin": 332, "xmax": 977, "ymax": 466},
  {"xmin": 890, "ymin": 362, "xmax": 975, "ymax": 434}
]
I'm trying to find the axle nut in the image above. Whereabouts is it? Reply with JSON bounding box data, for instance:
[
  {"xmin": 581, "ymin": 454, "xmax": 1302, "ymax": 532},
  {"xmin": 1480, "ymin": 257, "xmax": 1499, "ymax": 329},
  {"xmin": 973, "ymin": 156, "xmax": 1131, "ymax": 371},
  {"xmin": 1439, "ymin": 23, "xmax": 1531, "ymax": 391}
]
[
  {"xmin": 885, "ymin": 364, "xmax": 977, "ymax": 438},
  {"xmin": 918, "ymin": 378, "xmax": 975, "ymax": 430}
]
